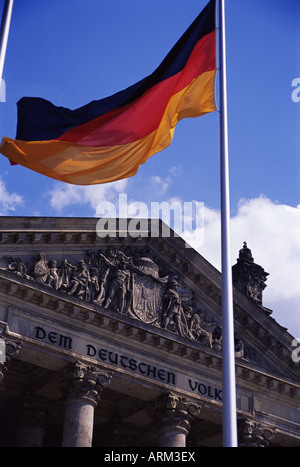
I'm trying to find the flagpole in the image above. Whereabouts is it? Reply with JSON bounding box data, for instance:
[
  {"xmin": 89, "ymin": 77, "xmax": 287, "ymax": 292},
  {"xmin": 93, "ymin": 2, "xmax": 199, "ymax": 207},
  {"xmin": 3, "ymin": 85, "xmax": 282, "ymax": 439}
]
[
  {"xmin": 218, "ymin": 0, "xmax": 238, "ymax": 447},
  {"xmin": 0, "ymin": 0, "xmax": 14, "ymax": 84}
]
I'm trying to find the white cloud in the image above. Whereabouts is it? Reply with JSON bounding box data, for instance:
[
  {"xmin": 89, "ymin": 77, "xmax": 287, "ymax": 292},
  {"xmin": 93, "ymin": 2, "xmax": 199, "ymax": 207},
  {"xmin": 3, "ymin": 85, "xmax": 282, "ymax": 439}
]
[
  {"xmin": 0, "ymin": 177, "xmax": 23, "ymax": 214},
  {"xmin": 182, "ymin": 196, "xmax": 300, "ymax": 338},
  {"xmin": 150, "ymin": 175, "xmax": 171, "ymax": 195},
  {"xmin": 48, "ymin": 179, "xmax": 128, "ymax": 212},
  {"xmin": 148, "ymin": 167, "xmax": 182, "ymax": 196}
]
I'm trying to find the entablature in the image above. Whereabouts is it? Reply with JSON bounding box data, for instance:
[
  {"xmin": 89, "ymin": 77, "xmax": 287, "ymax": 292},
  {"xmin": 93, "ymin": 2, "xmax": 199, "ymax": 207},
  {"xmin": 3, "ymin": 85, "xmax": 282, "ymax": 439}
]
[{"xmin": 1, "ymin": 270, "xmax": 299, "ymax": 403}]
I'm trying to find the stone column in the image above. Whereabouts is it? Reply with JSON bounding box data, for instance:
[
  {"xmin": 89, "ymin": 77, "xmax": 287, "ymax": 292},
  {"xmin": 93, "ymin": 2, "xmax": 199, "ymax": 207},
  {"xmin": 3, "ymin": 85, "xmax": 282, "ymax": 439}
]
[
  {"xmin": 238, "ymin": 418, "xmax": 276, "ymax": 447},
  {"xmin": 155, "ymin": 393, "xmax": 201, "ymax": 447},
  {"xmin": 15, "ymin": 394, "xmax": 51, "ymax": 447},
  {"xmin": 60, "ymin": 361, "xmax": 113, "ymax": 447},
  {"xmin": 0, "ymin": 335, "xmax": 22, "ymax": 381}
]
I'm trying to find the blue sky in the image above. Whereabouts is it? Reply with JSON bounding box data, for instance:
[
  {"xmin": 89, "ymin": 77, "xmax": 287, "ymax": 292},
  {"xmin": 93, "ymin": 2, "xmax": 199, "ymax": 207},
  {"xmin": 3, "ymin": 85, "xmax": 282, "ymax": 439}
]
[{"xmin": 0, "ymin": 0, "xmax": 300, "ymax": 338}]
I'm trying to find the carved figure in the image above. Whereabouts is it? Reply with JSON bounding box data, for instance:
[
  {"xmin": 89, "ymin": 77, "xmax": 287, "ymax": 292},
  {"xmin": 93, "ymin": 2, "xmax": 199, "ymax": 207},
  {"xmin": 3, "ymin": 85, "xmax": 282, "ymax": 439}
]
[
  {"xmin": 235, "ymin": 338, "xmax": 244, "ymax": 358},
  {"xmin": 33, "ymin": 253, "xmax": 50, "ymax": 285},
  {"xmin": 6, "ymin": 257, "xmax": 33, "ymax": 281},
  {"xmin": 162, "ymin": 278, "xmax": 193, "ymax": 339},
  {"xmin": 104, "ymin": 263, "xmax": 131, "ymax": 314},
  {"xmin": 58, "ymin": 259, "xmax": 76, "ymax": 290},
  {"xmin": 89, "ymin": 267, "xmax": 100, "ymax": 302},
  {"xmin": 68, "ymin": 260, "xmax": 91, "ymax": 301},
  {"xmin": 47, "ymin": 260, "xmax": 60, "ymax": 290},
  {"xmin": 212, "ymin": 326, "xmax": 222, "ymax": 351},
  {"xmin": 93, "ymin": 268, "xmax": 109, "ymax": 305},
  {"xmin": 189, "ymin": 312, "xmax": 213, "ymax": 347}
]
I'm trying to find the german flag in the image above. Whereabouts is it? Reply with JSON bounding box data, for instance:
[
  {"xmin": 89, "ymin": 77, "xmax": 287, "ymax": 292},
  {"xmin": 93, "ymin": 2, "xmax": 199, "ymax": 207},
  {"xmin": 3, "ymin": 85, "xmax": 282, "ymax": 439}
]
[{"xmin": 0, "ymin": 0, "xmax": 216, "ymax": 185}]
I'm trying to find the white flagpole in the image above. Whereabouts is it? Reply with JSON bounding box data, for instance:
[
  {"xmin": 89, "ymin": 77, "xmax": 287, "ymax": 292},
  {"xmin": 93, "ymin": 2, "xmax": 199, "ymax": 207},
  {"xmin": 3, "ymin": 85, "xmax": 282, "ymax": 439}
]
[
  {"xmin": 0, "ymin": 0, "xmax": 14, "ymax": 84},
  {"xmin": 218, "ymin": 0, "xmax": 238, "ymax": 447}
]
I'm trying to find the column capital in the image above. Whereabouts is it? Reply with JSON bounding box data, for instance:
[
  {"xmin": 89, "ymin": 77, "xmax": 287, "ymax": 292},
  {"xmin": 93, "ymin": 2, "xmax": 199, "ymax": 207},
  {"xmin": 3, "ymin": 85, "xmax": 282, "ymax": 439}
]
[
  {"xmin": 154, "ymin": 392, "xmax": 201, "ymax": 436},
  {"xmin": 61, "ymin": 360, "xmax": 113, "ymax": 407},
  {"xmin": 238, "ymin": 417, "xmax": 276, "ymax": 447}
]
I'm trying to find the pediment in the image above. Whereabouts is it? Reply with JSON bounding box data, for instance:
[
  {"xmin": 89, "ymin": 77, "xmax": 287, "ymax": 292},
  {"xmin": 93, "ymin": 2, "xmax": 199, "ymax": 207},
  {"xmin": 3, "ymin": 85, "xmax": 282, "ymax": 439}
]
[{"xmin": 0, "ymin": 216, "xmax": 298, "ymax": 381}]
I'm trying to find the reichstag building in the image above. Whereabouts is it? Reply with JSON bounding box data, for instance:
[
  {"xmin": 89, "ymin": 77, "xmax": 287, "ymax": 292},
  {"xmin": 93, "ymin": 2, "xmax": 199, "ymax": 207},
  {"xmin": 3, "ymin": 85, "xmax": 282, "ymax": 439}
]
[{"xmin": 0, "ymin": 216, "xmax": 299, "ymax": 447}]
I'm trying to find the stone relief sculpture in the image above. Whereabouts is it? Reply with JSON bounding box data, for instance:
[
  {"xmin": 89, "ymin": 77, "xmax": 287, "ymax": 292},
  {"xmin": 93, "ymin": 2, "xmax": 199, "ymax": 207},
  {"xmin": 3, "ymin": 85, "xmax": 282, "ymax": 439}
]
[
  {"xmin": 161, "ymin": 276, "xmax": 193, "ymax": 340},
  {"xmin": 1, "ymin": 247, "xmax": 245, "ymax": 358},
  {"xmin": 67, "ymin": 260, "xmax": 91, "ymax": 301},
  {"xmin": 6, "ymin": 257, "xmax": 33, "ymax": 281},
  {"xmin": 33, "ymin": 253, "xmax": 50, "ymax": 285}
]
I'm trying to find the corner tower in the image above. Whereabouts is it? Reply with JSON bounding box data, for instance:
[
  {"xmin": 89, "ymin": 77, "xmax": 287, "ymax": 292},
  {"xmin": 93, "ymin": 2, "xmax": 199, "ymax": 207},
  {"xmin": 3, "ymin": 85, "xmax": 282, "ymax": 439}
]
[{"xmin": 232, "ymin": 242, "xmax": 269, "ymax": 308}]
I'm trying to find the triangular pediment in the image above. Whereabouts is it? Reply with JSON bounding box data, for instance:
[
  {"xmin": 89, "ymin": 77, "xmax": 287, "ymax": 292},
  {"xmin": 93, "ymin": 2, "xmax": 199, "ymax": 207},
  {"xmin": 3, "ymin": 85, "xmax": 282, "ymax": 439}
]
[{"xmin": 0, "ymin": 216, "xmax": 299, "ymax": 382}]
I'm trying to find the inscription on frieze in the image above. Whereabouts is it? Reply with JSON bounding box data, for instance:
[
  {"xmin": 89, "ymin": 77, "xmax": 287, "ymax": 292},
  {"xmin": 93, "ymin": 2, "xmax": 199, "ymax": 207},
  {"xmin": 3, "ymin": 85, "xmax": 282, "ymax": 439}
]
[
  {"xmin": 8, "ymin": 309, "xmax": 225, "ymax": 404},
  {"xmin": 32, "ymin": 323, "xmax": 222, "ymax": 400}
]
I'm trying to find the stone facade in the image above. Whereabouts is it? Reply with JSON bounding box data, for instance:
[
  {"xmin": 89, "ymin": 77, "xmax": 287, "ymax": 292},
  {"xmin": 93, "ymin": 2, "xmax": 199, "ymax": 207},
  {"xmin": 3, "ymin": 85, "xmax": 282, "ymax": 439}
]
[{"xmin": 0, "ymin": 216, "xmax": 299, "ymax": 447}]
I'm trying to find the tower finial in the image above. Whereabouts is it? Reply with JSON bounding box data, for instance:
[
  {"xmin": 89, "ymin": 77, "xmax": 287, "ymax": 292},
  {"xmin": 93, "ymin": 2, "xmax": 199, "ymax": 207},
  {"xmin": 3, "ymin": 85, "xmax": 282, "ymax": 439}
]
[{"xmin": 238, "ymin": 241, "xmax": 254, "ymax": 262}]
